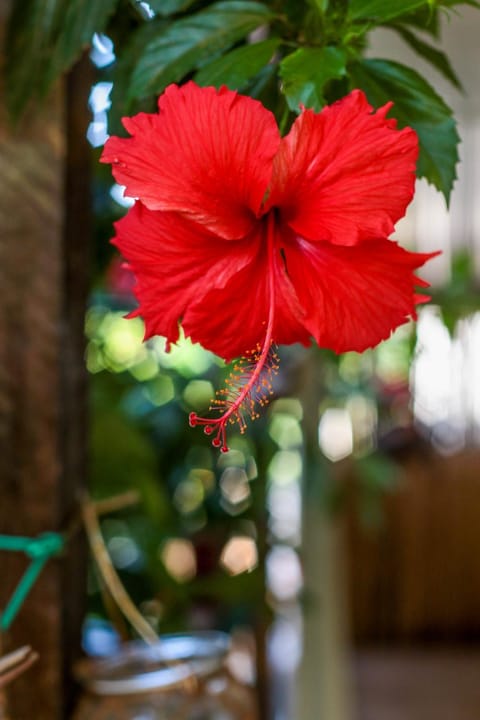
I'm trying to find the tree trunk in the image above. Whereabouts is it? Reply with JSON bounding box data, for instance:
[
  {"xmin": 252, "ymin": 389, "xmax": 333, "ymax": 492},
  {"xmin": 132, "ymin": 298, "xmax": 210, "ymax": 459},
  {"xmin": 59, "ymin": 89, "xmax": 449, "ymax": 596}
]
[{"xmin": 0, "ymin": 3, "xmax": 91, "ymax": 715}]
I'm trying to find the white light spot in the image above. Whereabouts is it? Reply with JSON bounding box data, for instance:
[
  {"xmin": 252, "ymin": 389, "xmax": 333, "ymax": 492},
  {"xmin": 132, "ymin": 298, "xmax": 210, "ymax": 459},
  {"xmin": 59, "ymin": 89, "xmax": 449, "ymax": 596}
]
[
  {"xmin": 107, "ymin": 535, "xmax": 140, "ymax": 570},
  {"xmin": 267, "ymin": 546, "xmax": 303, "ymax": 601},
  {"xmin": 90, "ymin": 33, "xmax": 116, "ymax": 68},
  {"xmin": 220, "ymin": 467, "xmax": 251, "ymax": 515},
  {"xmin": 87, "ymin": 116, "xmax": 109, "ymax": 148},
  {"xmin": 268, "ymin": 615, "xmax": 302, "ymax": 673},
  {"xmin": 412, "ymin": 307, "xmax": 458, "ymax": 427},
  {"xmin": 110, "ymin": 183, "xmax": 135, "ymax": 208},
  {"xmin": 161, "ymin": 539, "xmax": 197, "ymax": 583},
  {"xmin": 89, "ymin": 82, "xmax": 113, "ymax": 113},
  {"xmin": 220, "ymin": 536, "xmax": 258, "ymax": 576},
  {"xmin": 318, "ymin": 408, "xmax": 353, "ymax": 462},
  {"xmin": 267, "ymin": 481, "xmax": 301, "ymax": 545},
  {"xmin": 136, "ymin": 1, "xmax": 156, "ymax": 19}
]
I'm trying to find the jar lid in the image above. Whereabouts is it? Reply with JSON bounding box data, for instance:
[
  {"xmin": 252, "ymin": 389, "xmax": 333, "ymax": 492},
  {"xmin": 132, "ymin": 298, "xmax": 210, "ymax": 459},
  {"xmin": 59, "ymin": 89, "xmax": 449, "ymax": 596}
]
[{"xmin": 76, "ymin": 631, "xmax": 230, "ymax": 696}]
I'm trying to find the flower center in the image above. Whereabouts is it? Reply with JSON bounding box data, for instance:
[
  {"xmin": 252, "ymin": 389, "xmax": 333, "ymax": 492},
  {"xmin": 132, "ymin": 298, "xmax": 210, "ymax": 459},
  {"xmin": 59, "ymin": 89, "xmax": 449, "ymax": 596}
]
[{"xmin": 189, "ymin": 212, "xmax": 278, "ymax": 452}]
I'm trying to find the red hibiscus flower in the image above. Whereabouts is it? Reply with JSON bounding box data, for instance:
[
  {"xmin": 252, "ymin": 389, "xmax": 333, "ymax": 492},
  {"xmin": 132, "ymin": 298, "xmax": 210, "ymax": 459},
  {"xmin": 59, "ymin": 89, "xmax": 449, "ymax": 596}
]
[{"xmin": 101, "ymin": 82, "xmax": 435, "ymax": 452}]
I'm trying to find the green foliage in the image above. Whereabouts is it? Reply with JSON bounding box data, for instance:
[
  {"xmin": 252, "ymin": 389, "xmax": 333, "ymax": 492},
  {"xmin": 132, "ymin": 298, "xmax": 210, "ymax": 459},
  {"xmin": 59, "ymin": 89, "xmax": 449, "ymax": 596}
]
[
  {"xmin": 195, "ymin": 37, "xmax": 280, "ymax": 89},
  {"xmin": 109, "ymin": 19, "xmax": 169, "ymax": 134},
  {"xmin": 43, "ymin": 0, "xmax": 119, "ymax": 87},
  {"xmin": 348, "ymin": 0, "xmax": 428, "ymax": 23},
  {"xmin": 398, "ymin": 5, "xmax": 441, "ymax": 36},
  {"xmin": 127, "ymin": 1, "xmax": 274, "ymax": 100},
  {"xmin": 85, "ymin": 301, "xmax": 274, "ymax": 627},
  {"xmin": 4, "ymin": 0, "xmax": 471, "ymax": 498},
  {"xmin": 5, "ymin": 0, "xmax": 473, "ymax": 200},
  {"xmin": 348, "ymin": 0, "xmax": 479, "ymax": 30},
  {"xmin": 391, "ymin": 25, "xmax": 463, "ymax": 89},
  {"xmin": 145, "ymin": 0, "xmax": 199, "ymax": 16},
  {"xmin": 431, "ymin": 251, "xmax": 480, "ymax": 333},
  {"xmin": 5, "ymin": 0, "xmax": 119, "ymax": 120},
  {"xmin": 280, "ymin": 46, "xmax": 347, "ymax": 112},
  {"xmin": 440, "ymin": 0, "xmax": 480, "ymax": 8},
  {"xmin": 310, "ymin": 0, "xmax": 329, "ymax": 13},
  {"xmin": 90, "ymin": 388, "xmax": 167, "ymax": 516},
  {"xmin": 6, "ymin": 0, "xmax": 480, "ymax": 640},
  {"xmin": 349, "ymin": 59, "xmax": 459, "ymax": 204}
]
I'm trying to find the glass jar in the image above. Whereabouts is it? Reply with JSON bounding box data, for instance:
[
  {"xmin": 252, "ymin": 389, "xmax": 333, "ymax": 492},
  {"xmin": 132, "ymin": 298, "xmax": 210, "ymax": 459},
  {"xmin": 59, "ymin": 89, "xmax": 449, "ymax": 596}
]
[{"xmin": 73, "ymin": 631, "xmax": 257, "ymax": 720}]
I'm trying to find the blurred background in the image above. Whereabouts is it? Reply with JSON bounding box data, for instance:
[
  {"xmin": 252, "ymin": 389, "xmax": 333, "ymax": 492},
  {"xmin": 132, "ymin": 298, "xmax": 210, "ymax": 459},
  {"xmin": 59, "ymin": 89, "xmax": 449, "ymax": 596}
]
[{"xmin": 2, "ymin": 1, "xmax": 480, "ymax": 719}]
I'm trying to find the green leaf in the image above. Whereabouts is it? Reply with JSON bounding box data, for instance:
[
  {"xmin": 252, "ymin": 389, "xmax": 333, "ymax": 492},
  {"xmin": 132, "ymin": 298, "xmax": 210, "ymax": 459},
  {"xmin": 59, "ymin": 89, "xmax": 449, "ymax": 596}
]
[
  {"xmin": 243, "ymin": 62, "xmax": 279, "ymax": 108},
  {"xmin": 109, "ymin": 19, "xmax": 168, "ymax": 135},
  {"xmin": 145, "ymin": 0, "xmax": 198, "ymax": 16},
  {"xmin": 128, "ymin": 1, "xmax": 273, "ymax": 100},
  {"xmin": 398, "ymin": 6, "xmax": 440, "ymax": 37},
  {"xmin": 309, "ymin": 0, "xmax": 329, "ymax": 13},
  {"xmin": 348, "ymin": 0, "xmax": 428, "ymax": 22},
  {"xmin": 439, "ymin": 0, "xmax": 480, "ymax": 8},
  {"xmin": 195, "ymin": 37, "xmax": 280, "ymax": 88},
  {"xmin": 280, "ymin": 46, "xmax": 347, "ymax": 112},
  {"xmin": 5, "ymin": 0, "xmax": 63, "ymax": 119},
  {"xmin": 44, "ymin": 0, "xmax": 119, "ymax": 90},
  {"xmin": 349, "ymin": 58, "xmax": 459, "ymax": 204},
  {"xmin": 392, "ymin": 25, "xmax": 463, "ymax": 90},
  {"xmin": 5, "ymin": 0, "xmax": 119, "ymax": 120}
]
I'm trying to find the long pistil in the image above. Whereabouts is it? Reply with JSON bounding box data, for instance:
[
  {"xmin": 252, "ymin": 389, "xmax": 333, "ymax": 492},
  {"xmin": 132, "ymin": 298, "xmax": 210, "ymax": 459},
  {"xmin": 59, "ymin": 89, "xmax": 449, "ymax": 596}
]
[{"xmin": 189, "ymin": 214, "xmax": 278, "ymax": 452}]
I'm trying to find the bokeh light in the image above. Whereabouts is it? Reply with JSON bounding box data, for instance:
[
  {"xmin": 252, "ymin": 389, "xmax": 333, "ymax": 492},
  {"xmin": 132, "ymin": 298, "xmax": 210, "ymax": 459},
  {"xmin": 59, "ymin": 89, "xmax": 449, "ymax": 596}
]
[
  {"xmin": 161, "ymin": 538, "xmax": 197, "ymax": 583},
  {"xmin": 220, "ymin": 536, "xmax": 258, "ymax": 576}
]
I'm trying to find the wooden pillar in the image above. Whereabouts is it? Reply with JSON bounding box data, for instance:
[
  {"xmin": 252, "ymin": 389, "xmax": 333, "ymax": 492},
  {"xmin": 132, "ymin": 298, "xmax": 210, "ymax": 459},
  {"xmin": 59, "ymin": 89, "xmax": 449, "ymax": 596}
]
[{"xmin": 0, "ymin": 3, "xmax": 90, "ymax": 716}]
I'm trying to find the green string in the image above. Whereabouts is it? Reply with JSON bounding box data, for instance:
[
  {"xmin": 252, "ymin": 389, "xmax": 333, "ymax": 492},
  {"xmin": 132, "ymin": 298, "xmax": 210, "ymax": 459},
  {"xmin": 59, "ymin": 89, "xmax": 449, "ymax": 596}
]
[{"xmin": 0, "ymin": 533, "xmax": 65, "ymax": 632}]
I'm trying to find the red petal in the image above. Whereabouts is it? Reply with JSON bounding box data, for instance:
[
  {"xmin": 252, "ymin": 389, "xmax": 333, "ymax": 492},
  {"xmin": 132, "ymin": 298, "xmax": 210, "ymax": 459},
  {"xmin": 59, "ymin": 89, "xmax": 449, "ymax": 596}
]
[
  {"xmin": 112, "ymin": 202, "xmax": 259, "ymax": 349},
  {"xmin": 101, "ymin": 82, "xmax": 280, "ymax": 240},
  {"xmin": 183, "ymin": 223, "xmax": 311, "ymax": 361},
  {"xmin": 266, "ymin": 90, "xmax": 418, "ymax": 245},
  {"xmin": 283, "ymin": 234, "xmax": 437, "ymax": 353}
]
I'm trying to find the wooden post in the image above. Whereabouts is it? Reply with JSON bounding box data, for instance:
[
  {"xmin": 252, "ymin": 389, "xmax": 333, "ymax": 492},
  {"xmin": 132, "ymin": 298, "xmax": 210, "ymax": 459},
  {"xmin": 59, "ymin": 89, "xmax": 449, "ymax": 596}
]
[
  {"xmin": 295, "ymin": 350, "xmax": 354, "ymax": 720},
  {"xmin": 0, "ymin": 3, "xmax": 91, "ymax": 715}
]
